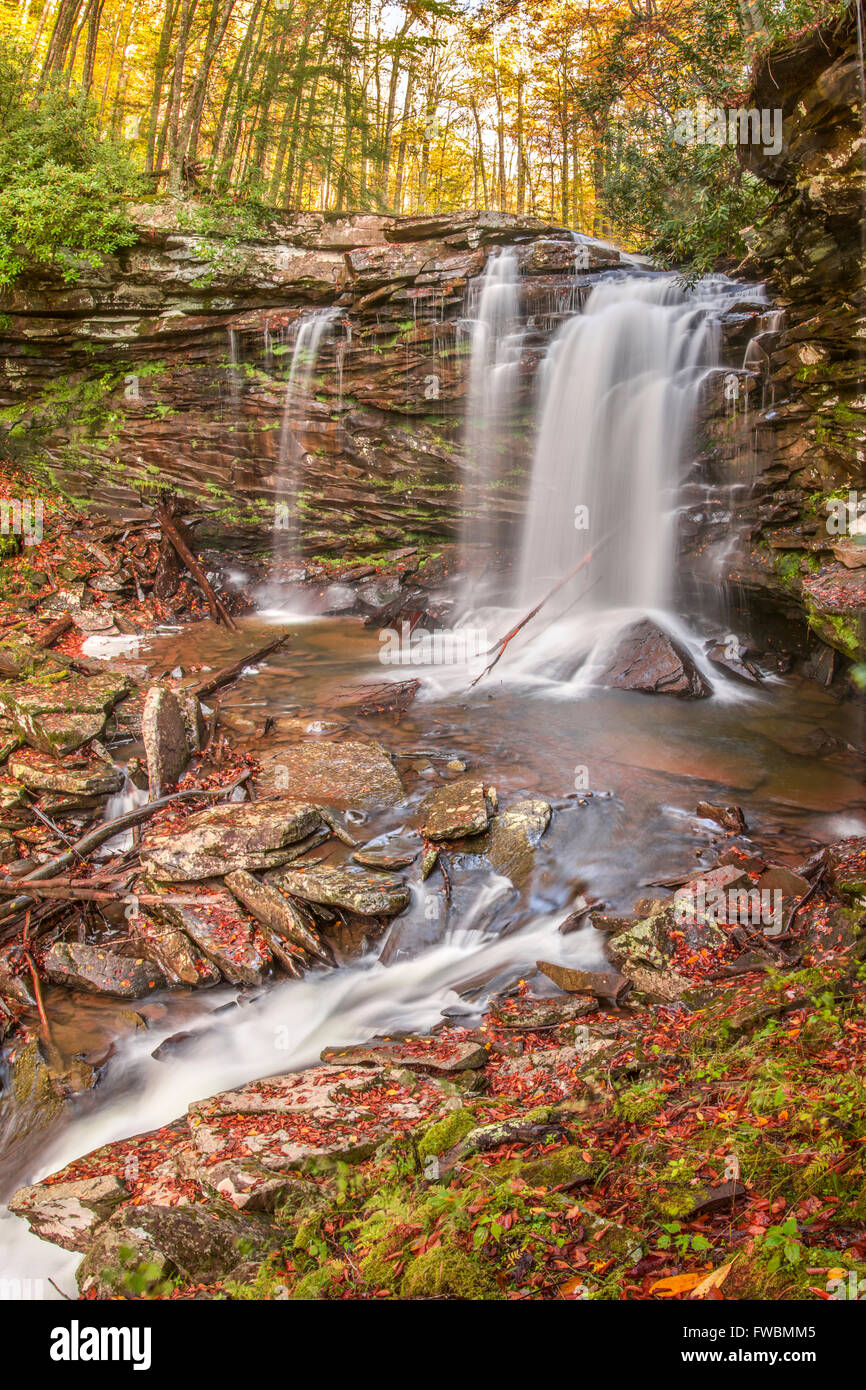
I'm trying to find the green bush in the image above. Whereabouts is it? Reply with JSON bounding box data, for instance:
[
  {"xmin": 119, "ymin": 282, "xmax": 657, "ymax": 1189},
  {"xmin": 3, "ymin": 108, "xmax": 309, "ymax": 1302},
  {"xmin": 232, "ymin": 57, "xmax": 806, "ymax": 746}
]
[{"xmin": 0, "ymin": 44, "xmax": 139, "ymax": 285}]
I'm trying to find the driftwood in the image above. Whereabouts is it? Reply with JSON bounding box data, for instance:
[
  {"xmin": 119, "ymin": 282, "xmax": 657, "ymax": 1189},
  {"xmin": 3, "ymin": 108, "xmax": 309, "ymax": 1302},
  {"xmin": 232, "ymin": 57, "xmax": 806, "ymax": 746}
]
[
  {"xmin": 35, "ymin": 613, "xmax": 74, "ymax": 649},
  {"xmin": 190, "ymin": 630, "xmax": 293, "ymax": 700},
  {"xmin": 469, "ymin": 534, "xmax": 613, "ymax": 688},
  {"xmin": 0, "ymin": 771, "xmax": 251, "ymax": 921},
  {"xmin": 155, "ymin": 502, "xmax": 239, "ymax": 631}
]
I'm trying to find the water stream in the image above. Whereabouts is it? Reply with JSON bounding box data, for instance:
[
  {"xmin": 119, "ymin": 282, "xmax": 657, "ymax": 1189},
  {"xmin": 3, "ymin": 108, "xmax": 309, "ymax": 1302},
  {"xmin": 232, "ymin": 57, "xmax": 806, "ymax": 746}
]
[{"xmin": 2, "ymin": 255, "xmax": 863, "ymax": 1297}]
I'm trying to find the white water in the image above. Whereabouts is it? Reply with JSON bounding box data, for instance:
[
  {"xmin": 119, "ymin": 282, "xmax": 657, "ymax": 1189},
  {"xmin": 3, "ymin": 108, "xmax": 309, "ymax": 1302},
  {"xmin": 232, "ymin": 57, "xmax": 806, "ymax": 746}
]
[
  {"xmin": 0, "ymin": 905, "xmax": 601, "ymax": 1295},
  {"xmin": 274, "ymin": 307, "xmax": 340, "ymax": 558},
  {"xmin": 460, "ymin": 248, "xmax": 525, "ymax": 596},
  {"xmin": 515, "ymin": 274, "xmax": 733, "ymax": 615}
]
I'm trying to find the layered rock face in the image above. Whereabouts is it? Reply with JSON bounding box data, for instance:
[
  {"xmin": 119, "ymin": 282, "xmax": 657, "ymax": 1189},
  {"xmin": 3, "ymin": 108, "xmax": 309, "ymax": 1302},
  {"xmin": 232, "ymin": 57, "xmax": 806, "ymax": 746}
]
[
  {"xmin": 721, "ymin": 5, "xmax": 865, "ymax": 664},
  {"xmin": 0, "ymin": 207, "xmax": 616, "ymax": 561}
]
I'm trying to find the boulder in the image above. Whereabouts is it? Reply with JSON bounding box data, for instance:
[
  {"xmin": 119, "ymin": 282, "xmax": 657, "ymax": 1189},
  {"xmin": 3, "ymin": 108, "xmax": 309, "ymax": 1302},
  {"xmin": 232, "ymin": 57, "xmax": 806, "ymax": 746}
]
[
  {"xmin": 259, "ymin": 739, "xmax": 403, "ymax": 806},
  {"xmin": 535, "ymin": 961, "xmax": 631, "ymax": 1002},
  {"xmin": 696, "ymin": 801, "xmax": 748, "ymax": 832},
  {"xmin": 76, "ymin": 1203, "xmax": 276, "ymax": 1297},
  {"xmin": 487, "ymin": 995, "xmax": 599, "ymax": 1030},
  {"xmin": 9, "ymin": 1175, "xmax": 128, "ymax": 1252},
  {"xmin": 44, "ymin": 942, "xmax": 165, "ymax": 998},
  {"xmin": 271, "ymin": 864, "xmax": 409, "ymax": 918},
  {"xmin": 140, "ymin": 799, "xmax": 324, "ymax": 880},
  {"xmin": 596, "ymin": 620, "xmax": 711, "ymax": 698},
  {"xmin": 420, "ymin": 777, "xmax": 492, "ymax": 841},
  {"xmin": 474, "ymin": 798, "xmax": 551, "ymax": 885},
  {"xmin": 141, "ymin": 685, "xmax": 190, "ymax": 795}
]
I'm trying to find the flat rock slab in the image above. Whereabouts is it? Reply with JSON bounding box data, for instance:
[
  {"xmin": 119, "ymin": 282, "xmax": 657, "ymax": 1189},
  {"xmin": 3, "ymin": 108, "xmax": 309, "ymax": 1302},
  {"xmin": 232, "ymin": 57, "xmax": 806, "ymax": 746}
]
[
  {"xmin": 352, "ymin": 845, "xmax": 418, "ymax": 870},
  {"xmin": 188, "ymin": 1064, "xmax": 445, "ymax": 1170},
  {"xmin": 488, "ymin": 995, "xmax": 600, "ymax": 1030},
  {"xmin": 149, "ymin": 894, "xmax": 273, "ymax": 985},
  {"xmin": 45, "ymin": 942, "xmax": 165, "ymax": 998},
  {"xmin": 224, "ymin": 869, "xmax": 332, "ymax": 964},
  {"xmin": 420, "ymin": 777, "xmax": 491, "ymax": 841},
  {"xmin": 0, "ymin": 673, "xmax": 131, "ymax": 754},
  {"xmin": 596, "ymin": 620, "xmax": 711, "ymax": 698},
  {"xmin": 536, "ymin": 960, "xmax": 631, "ymax": 1002},
  {"xmin": 273, "ymin": 864, "xmax": 410, "ymax": 918},
  {"xmin": 262, "ymin": 740, "xmax": 403, "ymax": 807},
  {"xmin": 140, "ymin": 799, "xmax": 324, "ymax": 880},
  {"xmin": 8, "ymin": 1174, "xmax": 128, "ymax": 1252},
  {"xmin": 7, "ymin": 750, "xmax": 123, "ymax": 797},
  {"xmin": 320, "ymin": 1035, "xmax": 488, "ymax": 1073}
]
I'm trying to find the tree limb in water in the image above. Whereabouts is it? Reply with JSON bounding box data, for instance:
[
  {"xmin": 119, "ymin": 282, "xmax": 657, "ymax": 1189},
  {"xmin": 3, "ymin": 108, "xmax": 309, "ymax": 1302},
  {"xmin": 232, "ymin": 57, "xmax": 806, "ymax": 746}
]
[
  {"xmin": 190, "ymin": 630, "xmax": 292, "ymax": 699},
  {"xmin": 469, "ymin": 537, "xmax": 610, "ymax": 688}
]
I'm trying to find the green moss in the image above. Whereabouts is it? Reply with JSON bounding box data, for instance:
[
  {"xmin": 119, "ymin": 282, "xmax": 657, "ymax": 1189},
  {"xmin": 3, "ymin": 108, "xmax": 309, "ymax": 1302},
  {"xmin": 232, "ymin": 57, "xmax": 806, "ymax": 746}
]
[
  {"xmin": 401, "ymin": 1247, "xmax": 502, "ymax": 1300},
  {"xmin": 416, "ymin": 1106, "xmax": 479, "ymax": 1162},
  {"xmin": 516, "ymin": 1145, "xmax": 598, "ymax": 1189}
]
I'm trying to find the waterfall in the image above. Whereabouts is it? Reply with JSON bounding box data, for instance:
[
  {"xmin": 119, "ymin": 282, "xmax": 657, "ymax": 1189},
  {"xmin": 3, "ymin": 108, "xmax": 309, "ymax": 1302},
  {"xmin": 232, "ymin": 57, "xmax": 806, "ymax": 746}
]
[
  {"xmin": 460, "ymin": 248, "xmax": 525, "ymax": 597},
  {"xmin": 274, "ymin": 307, "xmax": 340, "ymax": 560},
  {"xmin": 515, "ymin": 273, "xmax": 727, "ymax": 618}
]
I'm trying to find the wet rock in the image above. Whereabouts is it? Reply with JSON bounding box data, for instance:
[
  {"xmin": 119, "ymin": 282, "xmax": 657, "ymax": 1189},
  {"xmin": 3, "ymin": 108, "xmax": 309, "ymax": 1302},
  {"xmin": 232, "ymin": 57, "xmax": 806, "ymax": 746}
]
[
  {"xmin": 260, "ymin": 739, "xmax": 403, "ymax": 806},
  {"xmin": 0, "ymin": 673, "xmax": 131, "ymax": 753},
  {"xmin": 706, "ymin": 642, "xmax": 762, "ymax": 684},
  {"xmin": 272, "ymin": 863, "xmax": 410, "ymax": 918},
  {"xmin": 475, "ymin": 798, "xmax": 551, "ymax": 885},
  {"xmin": 0, "ymin": 635, "xmax": 51, "ymax": 678},
  {"xmin": 141, "ymin": 685, "xmax": 190, "ymax": 795},
  {"xmin": 140, "ymin": 799, "xmax": 324, "ymax": 880},
  {"xmin": 7, "ymin": 750, "xmax": 123, "ymax": 797},
  {"xmin": 535, "ymin": 961, "xmax": 631, "ymax": 1002},
  {"xmin": 76, "ymin": 1203, "xmax": 276, "ymax": 1296},
  {"xmin": 589, "ymin": 912, "xmax": 638, "ymax": 935},
  {"xmin": 188, "ymin": 1064, "xmax": 445, "ymax": 1170},
  {"xmin": 131, "ymin": 916, "xmax": 222, "ymax": 988},
  {"xmin": 352, "ymin": 845, "xmax": 418, "ymax": 870},
  {"xmin": 596, "ymin": 620, "xmax": 711, "ymax": 698},
  {"xmin": 487, "ymin": 995, "xmax": 599, "ymax": 1030},
  {"xmin": 320, "ymin": 1035, "xmax": 488, "ymax": 1073},
  {"xmin": 224, "ymin": 868, "xmax": 333, "ymax": 964},
  {"xmin": 148, "ymin": 894, "xmax": 273, "ymax": 985},
  {"xmin": 420, "ymin": 777, "xmax": 491, "ymax": 841},
  {"xmin": 45, "ymin": 942, "xmax": 166, "ymax": 998},
  {"xmin": 757, "ymin": 864, "xmax": 810, "ymax": 899},
  {"xmin": 9, "ymin": 1175, "xmax": 128, "ymax": 1252},
  {"xmin": 696, "ymin": 801, "xmax": 748, "ymax": 833}
]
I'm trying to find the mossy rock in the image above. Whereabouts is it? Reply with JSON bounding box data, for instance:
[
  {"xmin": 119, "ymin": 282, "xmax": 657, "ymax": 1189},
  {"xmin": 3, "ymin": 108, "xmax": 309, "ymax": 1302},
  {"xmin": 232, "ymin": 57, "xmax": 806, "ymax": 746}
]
[
  {"xmin": 515, "ymin": 1145, "xmax": 599, "ymax": 1190},
  {"xmin": 401, "ymin": 1247, "xmax": 502, "ymax": 1300},
  {"xmin": 416, "ymin": 1106, "xmax": 479, "ymax": 1162}
]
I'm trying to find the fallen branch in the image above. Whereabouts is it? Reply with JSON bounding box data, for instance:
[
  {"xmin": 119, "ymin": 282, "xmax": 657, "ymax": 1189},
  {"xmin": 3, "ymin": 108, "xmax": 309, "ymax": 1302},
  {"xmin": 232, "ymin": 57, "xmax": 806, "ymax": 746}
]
[
  {"xmin": 0, "ymin": 771, "xmax": 251, "ymax": 921},
  {"xmin": 191, "ymin": 630, "xmax": 292, "ymax": 699},
  {"xmin": 35, "ymin": 613, "xmax": 74, "ymax": 649},
  {"xmin": 469, "ymin": 534, "xmax": 613, "ymax": 688},
  {"xmin": 155, "ymin": 503, "xmax": 239, "ymax": 631}
]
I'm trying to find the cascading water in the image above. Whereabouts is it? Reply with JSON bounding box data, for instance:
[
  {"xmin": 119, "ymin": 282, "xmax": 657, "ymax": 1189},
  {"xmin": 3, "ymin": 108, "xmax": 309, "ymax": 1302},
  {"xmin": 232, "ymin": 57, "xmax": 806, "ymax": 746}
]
[
  {"xmin": 515, "ymin": 274, "xmax": 727, "ymax": 618},
  {"xmin": 274, "ymin": 307, "xmax": 340, "ymax": 561},
  {"xmin": 460, "ymin": 248, "xmax": 525, "ymax": 597}
]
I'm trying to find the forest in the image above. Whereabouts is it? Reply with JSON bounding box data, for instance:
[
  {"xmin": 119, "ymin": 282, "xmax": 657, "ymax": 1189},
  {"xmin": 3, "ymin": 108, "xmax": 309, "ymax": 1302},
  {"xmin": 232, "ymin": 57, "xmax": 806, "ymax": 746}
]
[{"xmin": 0, "ymin": 0, "xmax": 848, "ymax": 279}]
